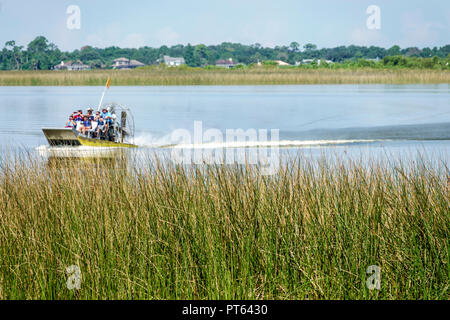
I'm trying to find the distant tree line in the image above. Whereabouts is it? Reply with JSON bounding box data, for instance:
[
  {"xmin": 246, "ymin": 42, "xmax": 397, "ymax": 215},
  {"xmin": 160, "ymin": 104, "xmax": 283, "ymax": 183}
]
[{"xmin": 1, "ymin": 36, "xmax": 449, "ymax": 70}]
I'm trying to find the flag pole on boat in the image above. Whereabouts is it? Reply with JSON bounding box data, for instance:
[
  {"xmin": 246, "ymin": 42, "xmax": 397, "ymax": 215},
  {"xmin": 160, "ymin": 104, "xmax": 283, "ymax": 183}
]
[{"xmin": 97, "ymin": 77, "xmax": 111, "ymax": 111}]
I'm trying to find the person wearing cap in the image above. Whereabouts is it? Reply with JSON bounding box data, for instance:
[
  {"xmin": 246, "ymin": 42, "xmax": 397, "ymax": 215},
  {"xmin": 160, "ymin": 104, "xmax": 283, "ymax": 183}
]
[{"xmin": 101, "ymin": 108, "xmax": 112, "ymax": 119}]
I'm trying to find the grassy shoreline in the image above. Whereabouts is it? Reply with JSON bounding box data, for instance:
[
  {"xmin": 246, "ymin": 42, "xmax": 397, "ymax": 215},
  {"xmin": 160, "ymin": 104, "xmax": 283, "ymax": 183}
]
[
  {"xmin": 0, "ymin": 68, "xmax": 449, "ymax": 86},
  {"xmin": 0, "ymin": 153, "xmax": 448, "ymax": 299}
]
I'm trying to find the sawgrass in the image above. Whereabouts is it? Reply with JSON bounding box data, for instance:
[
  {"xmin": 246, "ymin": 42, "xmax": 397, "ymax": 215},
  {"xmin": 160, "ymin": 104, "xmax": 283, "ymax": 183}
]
[
  {"xmin": 0, "ymin": 152, "xmax": 448, "ymax": 299},
  {"xmin": 0, "ymin": 68, "xmax": 449, "ymax": 86}
]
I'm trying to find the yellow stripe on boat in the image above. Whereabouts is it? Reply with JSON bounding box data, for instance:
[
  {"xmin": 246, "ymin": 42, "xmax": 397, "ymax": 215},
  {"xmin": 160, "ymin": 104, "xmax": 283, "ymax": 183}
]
[{"xmin": 77, "ymin": 135, "xmax": 137, "ymax": 148}]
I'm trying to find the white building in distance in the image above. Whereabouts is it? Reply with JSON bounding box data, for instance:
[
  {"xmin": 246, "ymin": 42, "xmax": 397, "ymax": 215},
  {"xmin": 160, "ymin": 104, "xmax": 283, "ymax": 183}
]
[
  {"xmin": 112, "ymin": 57, "xmax": 145, "ymax": 69},
  {"xmin": 162, "ymin": 56, "xmax": 186, "ymax": 67},
  {"xmin": 54, "ymin": 60, "xmax": 91, "ymax": 71}
]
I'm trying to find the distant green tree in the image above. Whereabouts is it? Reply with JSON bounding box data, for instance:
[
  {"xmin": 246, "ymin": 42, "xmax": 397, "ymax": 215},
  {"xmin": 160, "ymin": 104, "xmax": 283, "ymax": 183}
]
[
  {"xmin": 3, "ymin": 42, "xmax": 14, "ymax": 70},
  {"xmin": 194, "ymin": 44, "xmax": 210, "ymax": 66},
  {"xmin": 439, "ymin": 45, "xmax": 450, "ymax": 58},
  {"xmin": 79, "ymin": 46, "xmax": 102, "ymax": 63},
  {"xmin": 421, "ymin": 47, "xmax": 433, "ymax": 58},
  {"xmin": 3, "ymin": 41, "xmax": 24, "ymax": 70},
  {"xmin": 184, "ymin": 44, "xmax": 195, "ymax": 67},
  {"xmin": 386, "ymin": 45, "xmax": 401, "ymax": 56},
  {"xmin": 27, "ymin": 36, "xmax": 61, "ymax": 70},
  {"xmin": 251, "ymin": 43, "xmax": 262, "ymax": 50},
  {"xmin": 169, "ymin": 44, "xmax": 184, "ymax": 57},
  {"xmin": 303, "ymin": 43, "xmax": 317, "ymax": 51},
  {"xmin": 289, "ymin": 42, "xmax": 300, "ymax": 52}
]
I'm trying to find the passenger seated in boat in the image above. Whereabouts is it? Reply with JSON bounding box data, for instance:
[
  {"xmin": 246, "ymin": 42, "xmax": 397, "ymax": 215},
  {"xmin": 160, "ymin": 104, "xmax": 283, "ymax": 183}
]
[
  {"xmin": 105, "ymin": 116, "xmax": 113, "ymax": 130},
  {"xmin": 87, "ymin": 108, "xmax": 95, "ymax": 121},
  {"xmin": 65, "ymin": 116, "xmax": 76, "ymax": 128},
  {"xmin": 97, "ymin": 117, "xmax": 106, "ymax": 138},
  {"xmin": 89, "ymin": 120, "xmax": 99, "ymax": 138},
  {"xmin": 80, "ymin": 116, "xmax": 92, "ymax": 135},
  {"xmin": 76, "ymin": 110, "xmax": 84, "ymax": 119},
  {"xmin": 101, "ymin": 108, "xmax": 112, "ymax": 119},
  {"xmin": 103, "ymin": 116, "xmax": 115, "ymax": 140},
  {"xmin": 73, "ymin": 112, "xmax": 83, "ymax": 131}
]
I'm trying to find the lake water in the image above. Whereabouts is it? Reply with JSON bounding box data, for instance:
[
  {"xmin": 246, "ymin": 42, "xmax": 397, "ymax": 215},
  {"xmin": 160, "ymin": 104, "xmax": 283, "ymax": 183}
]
[{"xmin": 0, "ymin": 85, "xmax": 449, "ymax": 164}]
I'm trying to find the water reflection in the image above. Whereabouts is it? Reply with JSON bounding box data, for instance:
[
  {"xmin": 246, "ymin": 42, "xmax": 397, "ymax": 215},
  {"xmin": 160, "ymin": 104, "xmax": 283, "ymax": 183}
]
[
  {"xmin": 38, "ymin": 146, "xmax": 125, "ymax": 159},
  {"xmin": 39, "ymin": 146, "xmax": 130, "ymax": 171}
]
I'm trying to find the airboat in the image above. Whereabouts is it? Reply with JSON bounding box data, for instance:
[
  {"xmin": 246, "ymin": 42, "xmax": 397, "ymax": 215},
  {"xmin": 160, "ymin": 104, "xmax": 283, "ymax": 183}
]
[
  {"xmin": 42, "ymin": 78, "xmax": 137, "ymax": 148},
  {"xmin": 42, "ymin": 103, "xmax": 136, "ymax": 148}
]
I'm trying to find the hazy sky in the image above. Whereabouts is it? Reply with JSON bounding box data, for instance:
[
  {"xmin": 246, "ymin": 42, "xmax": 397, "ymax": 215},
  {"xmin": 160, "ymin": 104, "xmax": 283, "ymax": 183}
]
[{"xmin": 0, "ymin": 0, "xmax": 449, "ymax": 50}]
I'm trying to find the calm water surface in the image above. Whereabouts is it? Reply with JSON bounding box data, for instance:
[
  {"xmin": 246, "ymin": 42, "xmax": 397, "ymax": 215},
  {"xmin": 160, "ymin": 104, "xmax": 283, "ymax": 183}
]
[{"xmin": 0, "ymin": 85, "xmax": 449, "ymax": 162}]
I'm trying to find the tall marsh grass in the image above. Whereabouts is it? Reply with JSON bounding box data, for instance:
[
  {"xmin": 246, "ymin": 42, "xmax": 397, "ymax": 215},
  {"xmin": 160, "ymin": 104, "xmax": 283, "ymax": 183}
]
[
  {"xmin": 0, "ymin": 152, "xmax": 448, "ymax": 299},
  {"xmin": 0, "ymin": 68, "xmax": 449, "ymax": 86}
]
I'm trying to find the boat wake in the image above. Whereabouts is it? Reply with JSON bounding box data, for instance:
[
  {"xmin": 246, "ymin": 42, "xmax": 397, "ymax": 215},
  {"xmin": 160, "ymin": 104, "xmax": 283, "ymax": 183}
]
[
  {"xmin": 132, "ymin": 132, "xmax": 382, "ymax": 149},
  {"xmin": 133, "ymin": 133, "xmax": 174, "ymax": 148},
  {"xmin": 155, "ymin": 122, "xmax": 450, "ymax": 149},
  {"xmin": 164, "ymin": 139, "xmax": 381, "ymax": 149}
]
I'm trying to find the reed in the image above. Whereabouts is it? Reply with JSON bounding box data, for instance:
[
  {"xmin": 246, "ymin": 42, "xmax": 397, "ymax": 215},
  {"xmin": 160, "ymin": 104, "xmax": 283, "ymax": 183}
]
[
  {"xmin": 0, "ymin": 152, "xmax": 448, "ymax": 299},
  {"xmin": 0, "ymin": 68, "xmax": 449, "ymax": 86}
]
